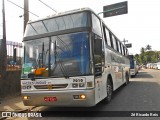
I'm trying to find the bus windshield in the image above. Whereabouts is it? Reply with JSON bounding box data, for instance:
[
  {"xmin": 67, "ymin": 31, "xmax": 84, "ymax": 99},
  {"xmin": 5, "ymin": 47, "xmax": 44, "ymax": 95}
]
[
  {"xmin": 22, "ymin": 32, "xmax": 90, "ymax": 78},
  {"xmin": 24, "ymin": 12, "xmax": 90, "ymax": 37}
]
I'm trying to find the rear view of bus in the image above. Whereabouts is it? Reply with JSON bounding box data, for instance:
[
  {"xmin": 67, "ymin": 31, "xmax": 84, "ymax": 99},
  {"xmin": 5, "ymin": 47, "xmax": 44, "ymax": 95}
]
[
  {"xmin": 128, "ymin": 55, "xmax": 138, "ymax": 77},
  {"xmin": 21, "ymin": 8, "xmax": 130, "ymax": 107}
]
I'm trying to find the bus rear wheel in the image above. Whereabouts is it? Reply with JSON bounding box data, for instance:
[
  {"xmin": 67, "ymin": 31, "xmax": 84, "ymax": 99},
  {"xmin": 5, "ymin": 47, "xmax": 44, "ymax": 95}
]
[
  {"xmin": 105, "ymin": 78, "xmax": 113, "ymax": 103},
  {"xmin": 125, "ymin": 73, "xmax": 130, "ymax": 85}
]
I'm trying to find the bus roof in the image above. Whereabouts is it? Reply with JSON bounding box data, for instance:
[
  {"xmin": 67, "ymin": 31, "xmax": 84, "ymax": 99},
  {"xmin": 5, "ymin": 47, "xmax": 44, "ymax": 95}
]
[
  {"xmin": 26, "ymin": 7, "xmax": 128, "ymax": 49},
  {"xmin": 27, "ymin": 7, "xmax": 95, "ymax": 24}
]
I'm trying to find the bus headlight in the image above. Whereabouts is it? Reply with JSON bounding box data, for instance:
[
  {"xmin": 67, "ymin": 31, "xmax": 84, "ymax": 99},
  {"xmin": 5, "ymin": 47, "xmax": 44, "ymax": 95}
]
[
  {"xmin": 73, "ymin": 94, "xmax": 86, "ymax": 100},
  {"xmin": 80, "ymin": 94, "xmax": 86, "ymax": 99},
  {"xmin": 23, "ymin": 96, "xmax": 30, "ymax": 100}
]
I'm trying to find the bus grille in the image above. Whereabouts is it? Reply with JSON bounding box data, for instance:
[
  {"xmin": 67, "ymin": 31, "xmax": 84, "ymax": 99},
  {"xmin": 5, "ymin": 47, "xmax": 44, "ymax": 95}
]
[{"xmin": 34, "ymin": 84, "xmax": 68, "ymax": 89}]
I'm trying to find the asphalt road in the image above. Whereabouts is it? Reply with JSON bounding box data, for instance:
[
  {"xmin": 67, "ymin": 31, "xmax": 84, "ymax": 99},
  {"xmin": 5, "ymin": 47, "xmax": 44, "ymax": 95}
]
[{"xmin": 27, "ymin": 68, "xmax": 160, "ymax": 120}]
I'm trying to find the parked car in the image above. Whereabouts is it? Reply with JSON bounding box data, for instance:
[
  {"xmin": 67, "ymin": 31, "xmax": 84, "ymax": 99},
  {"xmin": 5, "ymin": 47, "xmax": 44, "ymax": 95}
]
[
  {"xmin": 156, "ymin": 63, "xmax": 160, "ymax": 70},
  {"xmin": 152, "ymin": 63, "xmax": 157, "ymax": 69}
]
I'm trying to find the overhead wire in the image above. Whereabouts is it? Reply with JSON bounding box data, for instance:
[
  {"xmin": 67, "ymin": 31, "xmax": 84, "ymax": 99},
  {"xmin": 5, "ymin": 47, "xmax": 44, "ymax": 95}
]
[
  {"xmin": 38, "ymin": 0, "xmax": 57, "ymax": 13},
  {"xmin": 7, "ymin": 0, "xmax": 39, "ymax": 17}
]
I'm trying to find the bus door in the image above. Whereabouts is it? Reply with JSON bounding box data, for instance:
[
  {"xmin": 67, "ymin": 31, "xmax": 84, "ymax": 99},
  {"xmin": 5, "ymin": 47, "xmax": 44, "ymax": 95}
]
[
  {"xmin": 93, "ymin": 36, "xmax": 105, "ymax": 103},
  {"xmin": 111, "ymin": 54, "xmax": 123, "ymax": 87},
  {"xmin": 120, "ymin": 57, "xmax": 126, "ymax": 84},
  {"xmin": 117, "ymin": 56, "xmax": 124, "ymax": 84}
]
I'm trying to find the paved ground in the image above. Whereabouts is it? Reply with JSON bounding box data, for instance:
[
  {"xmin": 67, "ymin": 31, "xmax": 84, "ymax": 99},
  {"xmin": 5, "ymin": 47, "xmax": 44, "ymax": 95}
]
[
  {"xmin": 0, "ymin": 96, "xmax": 33, "ymax": 112},
  {"xmin": 1, "ymin": 68, "xmax": 160, "ymax": 120},
  {"xmin": 30, "ymin": 69, "xmax": 160, "ymax": 120}
]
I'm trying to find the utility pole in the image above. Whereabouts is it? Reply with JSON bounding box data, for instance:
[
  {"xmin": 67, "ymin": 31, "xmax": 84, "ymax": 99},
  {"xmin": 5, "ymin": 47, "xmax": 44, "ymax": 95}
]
[
  {"xmin": 24, "ymin": 0, "xmax": 29, "ymax": 33},
  {"xmin": 0, "ymin": 0, "xmax": 7, "ymax": 80},
  {"xmin": 122, "ymin": 38, "xmax": 128, "ymax": 45}
]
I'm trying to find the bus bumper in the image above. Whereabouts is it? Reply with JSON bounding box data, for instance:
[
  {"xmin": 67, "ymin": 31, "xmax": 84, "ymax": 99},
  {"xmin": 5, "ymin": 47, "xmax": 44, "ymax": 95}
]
[{"xmin": 22, "ymin": 89, "xmax": 95, "ymax": 107}]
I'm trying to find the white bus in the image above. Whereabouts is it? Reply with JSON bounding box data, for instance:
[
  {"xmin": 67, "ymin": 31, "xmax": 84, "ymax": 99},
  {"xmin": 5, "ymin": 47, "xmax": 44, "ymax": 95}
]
[
  {"xmin": 128, "ymin": 55, "xmax": 138, "ymax": 77},
  {"xmin": 21, "ymin": 8, "xmax": 130, "ymax": 107}
]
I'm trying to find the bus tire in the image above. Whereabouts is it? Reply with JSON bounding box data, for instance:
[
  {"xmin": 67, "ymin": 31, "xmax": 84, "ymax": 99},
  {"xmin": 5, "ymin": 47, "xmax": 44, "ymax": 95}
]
[
  {"xmin": 131, "ymin": 75, "xmax": 135, "ymax": 78},
  {"xmin": 105, "ymin": 78, "xmax": 113, "ymax": 103},
  {"xmin": 125, "ymin": 72, "xmax": 130, "ymax": 85}
]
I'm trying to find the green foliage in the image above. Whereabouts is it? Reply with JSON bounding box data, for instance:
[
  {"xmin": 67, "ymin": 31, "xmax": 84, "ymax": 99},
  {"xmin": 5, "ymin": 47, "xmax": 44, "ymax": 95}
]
[
  {"xmin": 145, "ymin": 44, "xmax": 152, "ymax": 51},
  {"xmin": 134, "ymin": 45, "xmax": 160, "ymax": 64}
]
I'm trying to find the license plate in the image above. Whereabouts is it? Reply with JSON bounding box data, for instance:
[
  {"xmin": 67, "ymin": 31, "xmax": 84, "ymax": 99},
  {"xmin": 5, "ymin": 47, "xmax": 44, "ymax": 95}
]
[{"xmin": 44, "ymin": 97, "xmax": 57, "ymax": 102}]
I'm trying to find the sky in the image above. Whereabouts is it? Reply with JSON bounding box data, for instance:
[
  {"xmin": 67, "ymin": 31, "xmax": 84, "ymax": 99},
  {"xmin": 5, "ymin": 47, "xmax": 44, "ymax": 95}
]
[{"xmin": 1, "ymin": 0, "xmax": 160, "ymax": 55}]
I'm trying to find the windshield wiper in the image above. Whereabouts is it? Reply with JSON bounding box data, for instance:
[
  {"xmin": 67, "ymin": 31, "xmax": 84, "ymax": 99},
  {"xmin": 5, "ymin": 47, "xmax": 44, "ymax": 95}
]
[
  {"xmin": 56, "ymin": 44, "xmax": 83, "ymax": 77},
  {"xmin": 52, "ymin": 41, "xmax": 69, "ymax": 78},
  {"xmin": 55, "ymin": 35, "xmax": 83, "ymax": 76},
  {"xmin": 42, "ymin": 42, "xmax": 44, "ymax": 67},
  {"xmin": 56, "ymin": 52, "xmax": 69, "ymax": 78}
]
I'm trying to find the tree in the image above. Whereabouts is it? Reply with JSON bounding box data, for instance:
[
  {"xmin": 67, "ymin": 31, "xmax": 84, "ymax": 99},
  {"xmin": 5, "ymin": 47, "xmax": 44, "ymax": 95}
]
[
  {"xmin": 139, "ymin": 47, "xmax": 146, "ymax": 64},
  {"xmin": 139, "ymin": 53, "xmax": 147, "ymax": 64},
  {"xmin": 145, "ymin": 44, "xmax": 152, "ymax": 51},
  {"xmin": 135, "ymin": 45, "xmax": 159, "ymax": 65},
  {"xmin": 140, "ymin": 47, "xmax": 145, "ymax": 53},
  {"xmin": 134, "ymin": 54, "xmax": 140, "ymax": 63}
]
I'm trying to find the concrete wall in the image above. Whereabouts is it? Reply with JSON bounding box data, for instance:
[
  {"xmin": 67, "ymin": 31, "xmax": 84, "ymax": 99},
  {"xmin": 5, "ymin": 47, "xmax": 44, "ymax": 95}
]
[{"xmin": 0, "ymin": 70, "xmax": 21, "ymax": 98}]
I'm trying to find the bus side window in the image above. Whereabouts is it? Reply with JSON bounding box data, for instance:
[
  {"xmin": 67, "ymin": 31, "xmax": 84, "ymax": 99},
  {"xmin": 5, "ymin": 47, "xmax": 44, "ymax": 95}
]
[
  {"xmin": 94, "ymin": 37, "xmax": 102, "ymax": 56},
  {"xmin": 123, "ymin": 46, "xmax": 126, "ymax": 56},
  {"xmin": 118, "ymin": 41, "xmax": 122, "ymax": 54},
  {"xmin": 126, "ymin": 48, "xmax": 129, "ymax": 56},
  {"xmin": 102, "ymin": 25, "xmax": 107, "ymax": 46},
  {"xmin": 112, "ymin": 35, "xmax": 117, "ymax": 51},
  {"xmin": 109, "ymin": 32, "xmax": 113, "ymax": 48},
  {"xmin": 105, "ymin": 28, "xmax": 111, "ymax": 47},
  {"xmin": 102, "ymin": 24, "xmax": 112, "ymax": 48},
  {"xmin": 121, "ymin": 43, "xmax": 124, "ymax": 55},
  {"xmin": 93, "ymin": 34, "xmax": 103, "ymax": 77},
  {"xmin": 115, "ymin": 38, "xmax": 119, "ymax": 52},
  {"xmin": 92, "ymin": 14, "xmax": 102, "ymax": 37}
]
